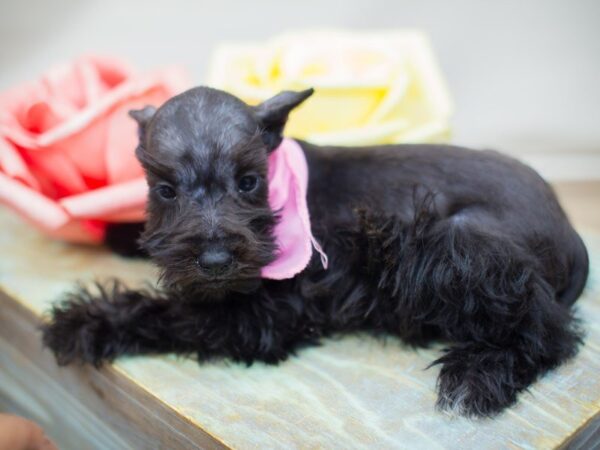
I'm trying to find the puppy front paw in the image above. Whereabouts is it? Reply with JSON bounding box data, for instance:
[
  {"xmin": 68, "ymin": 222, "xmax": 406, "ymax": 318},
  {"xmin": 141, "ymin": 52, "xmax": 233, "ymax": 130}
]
[{"xmin": 42, "ymin": 291, "xmax": 118, "ymax": 367}]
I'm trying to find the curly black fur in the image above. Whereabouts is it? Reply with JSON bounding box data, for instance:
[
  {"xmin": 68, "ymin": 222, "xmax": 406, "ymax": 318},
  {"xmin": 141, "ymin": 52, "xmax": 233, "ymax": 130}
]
[{"xmin": 42, "ymin": 86, "xmax": 589, "ymax": 418}]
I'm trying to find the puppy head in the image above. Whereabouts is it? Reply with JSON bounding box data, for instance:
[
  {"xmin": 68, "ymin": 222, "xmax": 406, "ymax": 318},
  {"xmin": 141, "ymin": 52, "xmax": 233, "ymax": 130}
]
[{"xmin": 130, "ymin": 87, "xmax": 313, "ymax": 296}]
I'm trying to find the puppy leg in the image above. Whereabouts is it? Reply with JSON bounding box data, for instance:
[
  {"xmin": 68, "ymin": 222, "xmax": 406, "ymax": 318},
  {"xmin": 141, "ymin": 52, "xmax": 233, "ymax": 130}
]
[
  {"xmin": 363, "ymin": 210, "xmax": 582, "ymax": 416},
  {"xmin": 43, "ymin": 281, "xmax": 320, "ymax": 366},
  {"xmin": 435, "ymin": 304, "xmax": 579, "ymax": 418},
  {"xmin": 425, "ymin": 224, "xmax": 582, "ymax": 417},
  {"xmin": 434, "ymin": 294, "xmax": 580, "ymax": 417},
  {"xmin": 42, "ymin": 281, "xmax": 181, "ymax": 366},
  {"xmin": 104, "ymin": 222, "xmax": 147, "ymax": 257}
]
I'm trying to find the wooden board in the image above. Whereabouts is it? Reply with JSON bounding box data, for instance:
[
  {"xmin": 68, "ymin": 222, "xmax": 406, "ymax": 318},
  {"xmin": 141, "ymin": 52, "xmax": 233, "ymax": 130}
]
[
  {"xmin": 0, "ymin": 295, "xmax": 226, "ymax": 450},
  {"xmin": 0, "ymin": 182, "xmax": 599, "ymax": 449}
]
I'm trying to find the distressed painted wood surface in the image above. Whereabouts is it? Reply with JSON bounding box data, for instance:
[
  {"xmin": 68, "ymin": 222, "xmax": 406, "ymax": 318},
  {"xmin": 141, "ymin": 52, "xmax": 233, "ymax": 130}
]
[
  {"xmin": 0, "ymin": 292, "xmax": 227, "ymax": 450},
  {"xmin": 0, "ymin": 332, "xmax": 132, "ymax": 450},
  {"xmin": 0, "ymin": 193, "xmax": 599, "ymax": 449}
]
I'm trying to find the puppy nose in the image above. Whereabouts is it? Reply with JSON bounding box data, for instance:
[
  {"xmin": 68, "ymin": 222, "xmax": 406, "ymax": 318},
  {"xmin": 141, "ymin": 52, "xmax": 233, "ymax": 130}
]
[{"xmin": 197, "ymin": 249, "xmax": 232, "ymax": 276}]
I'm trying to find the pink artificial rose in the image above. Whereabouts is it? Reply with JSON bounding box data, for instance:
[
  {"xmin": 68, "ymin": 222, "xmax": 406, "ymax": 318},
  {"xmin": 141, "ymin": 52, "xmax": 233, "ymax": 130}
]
[{"xmin": 0, "ymin": 56, "xmax": 190, "ymax": 243}]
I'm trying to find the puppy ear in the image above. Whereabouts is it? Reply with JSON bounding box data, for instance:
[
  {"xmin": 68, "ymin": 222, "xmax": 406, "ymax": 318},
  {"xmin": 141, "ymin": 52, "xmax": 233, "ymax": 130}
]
[
  {"xmin": 128, "ymin": 105, "xmax": 157, "ymax": 141},
  {"xmin": 253, "ymin": 88, "xmax": 314, "ymax": 150}
]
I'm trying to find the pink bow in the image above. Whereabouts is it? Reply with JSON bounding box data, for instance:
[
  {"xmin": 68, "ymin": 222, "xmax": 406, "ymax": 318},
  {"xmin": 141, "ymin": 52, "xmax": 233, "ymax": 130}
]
[{"xmin": 262, "ymin": 138, "xmax": 328, "ymax": 279}]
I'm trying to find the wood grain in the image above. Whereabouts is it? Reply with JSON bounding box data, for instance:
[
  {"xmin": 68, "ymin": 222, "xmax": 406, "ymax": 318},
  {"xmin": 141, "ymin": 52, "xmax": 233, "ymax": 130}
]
[{"xmin": 0, "ymin": 292, "xmax": 227, "ymax": 450}]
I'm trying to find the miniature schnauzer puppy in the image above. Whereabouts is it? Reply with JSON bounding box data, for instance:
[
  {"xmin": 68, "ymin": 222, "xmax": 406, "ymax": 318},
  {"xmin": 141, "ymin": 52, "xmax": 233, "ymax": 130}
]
[{"xmin": 43, "ymin": 86, "xmax": 589, "ymax": 417}]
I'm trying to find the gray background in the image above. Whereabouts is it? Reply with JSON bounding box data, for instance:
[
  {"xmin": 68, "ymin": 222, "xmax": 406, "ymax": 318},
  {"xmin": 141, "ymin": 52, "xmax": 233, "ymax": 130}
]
[{"xmin": 1, "ymin": 0, "xmax": 599, "ymax": 179}]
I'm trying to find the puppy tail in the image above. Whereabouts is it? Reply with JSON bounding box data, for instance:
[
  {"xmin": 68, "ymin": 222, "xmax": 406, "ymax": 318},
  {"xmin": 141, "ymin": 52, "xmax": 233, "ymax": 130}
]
[{"xmin": 558, "ymin": 232, "xmax": 589, "ymax": 307}]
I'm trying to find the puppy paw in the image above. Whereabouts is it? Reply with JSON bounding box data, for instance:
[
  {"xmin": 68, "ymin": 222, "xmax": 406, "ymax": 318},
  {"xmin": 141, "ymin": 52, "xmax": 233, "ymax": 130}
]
[
  {"xmin": 434, "ymin": 344, "xmax": 523, "ymax": 418},
  {"xmin": 42, "ymin": 288, "xmax": 119, "ymax": 367}
]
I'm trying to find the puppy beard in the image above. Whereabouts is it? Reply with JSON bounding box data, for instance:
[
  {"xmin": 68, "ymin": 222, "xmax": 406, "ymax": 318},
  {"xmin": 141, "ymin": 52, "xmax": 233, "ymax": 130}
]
[{"xmin": 139, "ymin": 230, "xmax": 276, "ymax": 298}]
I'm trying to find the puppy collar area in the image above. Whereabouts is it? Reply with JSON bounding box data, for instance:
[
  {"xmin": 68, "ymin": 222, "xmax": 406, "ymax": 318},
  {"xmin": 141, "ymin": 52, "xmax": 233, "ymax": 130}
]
[{"xmin": 261, "ymin": 138, "xmax": 328, "ymax": 280}]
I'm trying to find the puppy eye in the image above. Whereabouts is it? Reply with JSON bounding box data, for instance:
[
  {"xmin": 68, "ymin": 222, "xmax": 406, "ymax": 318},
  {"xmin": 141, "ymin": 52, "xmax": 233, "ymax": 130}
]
[
  {"xmin": 156, "ymin": 184, "xmax": 176, "ymax": 200},
  {"xmin": 238, "ymin": 175, "xmax": 258, "ymax": 193}
]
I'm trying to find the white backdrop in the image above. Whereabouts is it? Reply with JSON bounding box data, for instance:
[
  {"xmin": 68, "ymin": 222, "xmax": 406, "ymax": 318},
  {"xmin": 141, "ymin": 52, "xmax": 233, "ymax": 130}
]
[{"xmin": 1, "ymin": 0, "xmax": 599, "ymax": 179}]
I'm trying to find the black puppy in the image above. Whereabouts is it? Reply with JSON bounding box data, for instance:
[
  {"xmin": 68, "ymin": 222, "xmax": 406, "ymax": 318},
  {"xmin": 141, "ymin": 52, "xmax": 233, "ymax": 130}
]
[{"xmin": 43, "ymin": 86, "xmax": 589, "ymax": 418}]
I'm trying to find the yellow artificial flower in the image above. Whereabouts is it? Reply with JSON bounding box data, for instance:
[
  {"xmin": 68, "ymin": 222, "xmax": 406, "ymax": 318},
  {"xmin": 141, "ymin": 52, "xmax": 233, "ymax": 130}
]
[{"xmin": 207, "ymin": 30, "xmax": 452, "ymax": 146}]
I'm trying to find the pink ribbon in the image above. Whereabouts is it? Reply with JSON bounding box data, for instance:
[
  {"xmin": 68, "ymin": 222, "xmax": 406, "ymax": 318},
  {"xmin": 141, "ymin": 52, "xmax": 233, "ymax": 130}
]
[{"xmin": 262, "ymin": 138, "xmax": 328, "ymax": 279}]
